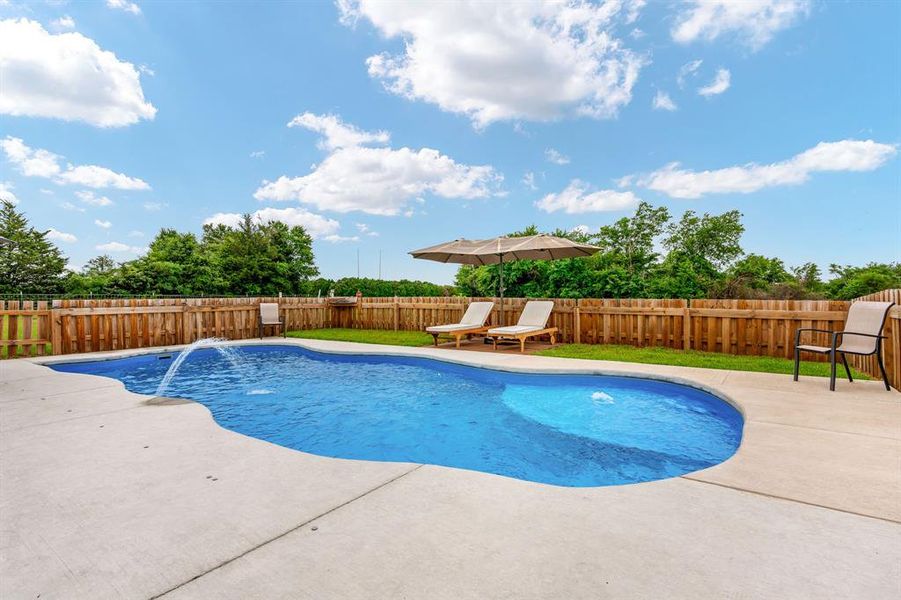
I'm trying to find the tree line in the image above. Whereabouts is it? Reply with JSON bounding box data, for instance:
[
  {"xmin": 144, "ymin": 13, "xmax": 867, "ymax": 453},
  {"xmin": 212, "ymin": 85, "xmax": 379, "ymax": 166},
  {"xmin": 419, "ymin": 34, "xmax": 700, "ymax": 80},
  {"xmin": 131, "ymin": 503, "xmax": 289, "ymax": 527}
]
[
  {"xmin": 455, "ymin": 203, "xmax": 900, "ymax": 301},
  {"xmin": 1, "ymin": 200, "xmax": 898, "ymax": 300}
]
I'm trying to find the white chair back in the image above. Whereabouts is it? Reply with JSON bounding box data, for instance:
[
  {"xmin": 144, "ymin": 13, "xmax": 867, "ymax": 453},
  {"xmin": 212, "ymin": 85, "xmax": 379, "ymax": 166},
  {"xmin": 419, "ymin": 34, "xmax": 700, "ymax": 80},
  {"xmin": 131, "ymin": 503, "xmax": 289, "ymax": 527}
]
[
  {"xmin": 517, "ymin": 301, "xmax": 554, "ymax": 328},
  {"xmin": 460, "ymin": 302, "xmax": 494, "ymax": 326},
  {"xmin": 839, "ymin": 301, "xmax": 893, "ymax": 354},
  {"xmin": 259, "ymin": 303, "xmax": 280, "ymax": 324}
]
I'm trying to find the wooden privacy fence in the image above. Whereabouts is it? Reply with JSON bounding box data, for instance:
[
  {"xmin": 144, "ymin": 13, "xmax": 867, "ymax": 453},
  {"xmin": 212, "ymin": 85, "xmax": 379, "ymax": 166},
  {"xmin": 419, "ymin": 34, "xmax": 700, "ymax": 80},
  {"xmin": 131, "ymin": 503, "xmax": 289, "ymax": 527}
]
[{"xmin": 2, "ymin": 291, "xmax": 899, "ymax": 390}]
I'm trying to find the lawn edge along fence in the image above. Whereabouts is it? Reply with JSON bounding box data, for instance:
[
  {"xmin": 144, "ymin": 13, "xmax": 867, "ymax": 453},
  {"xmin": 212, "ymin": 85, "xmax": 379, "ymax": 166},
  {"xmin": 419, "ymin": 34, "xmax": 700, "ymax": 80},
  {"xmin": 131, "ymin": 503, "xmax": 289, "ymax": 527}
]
[{"xmin": 2, "ymin": 291, "xmax": 899, "ymax": 390}]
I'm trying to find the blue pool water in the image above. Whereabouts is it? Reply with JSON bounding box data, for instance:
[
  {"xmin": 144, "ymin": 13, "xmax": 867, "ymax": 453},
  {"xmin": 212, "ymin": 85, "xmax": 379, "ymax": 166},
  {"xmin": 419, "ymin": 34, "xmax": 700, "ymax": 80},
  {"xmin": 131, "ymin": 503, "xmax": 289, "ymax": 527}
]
[{"xmin": 52, "ymin": 346, "xmax": 743, "ymax": 487}]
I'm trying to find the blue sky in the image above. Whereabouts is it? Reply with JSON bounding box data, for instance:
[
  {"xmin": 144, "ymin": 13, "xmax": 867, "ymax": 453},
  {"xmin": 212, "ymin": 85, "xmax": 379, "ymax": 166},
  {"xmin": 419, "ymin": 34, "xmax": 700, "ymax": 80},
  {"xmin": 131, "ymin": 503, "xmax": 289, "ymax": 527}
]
[{"xmin": 1, "ymin": 0, "xmax": 899, "ymax": 284}]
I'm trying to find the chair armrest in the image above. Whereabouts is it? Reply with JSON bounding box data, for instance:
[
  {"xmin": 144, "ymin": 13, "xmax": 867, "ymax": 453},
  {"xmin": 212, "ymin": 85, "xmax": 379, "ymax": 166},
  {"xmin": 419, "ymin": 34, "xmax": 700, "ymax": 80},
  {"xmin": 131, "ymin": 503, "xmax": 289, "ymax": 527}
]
[
  {"xmin": 795, "ymin": 327, "xmax": 834, "ymax": 347},
  {"xmin": 833, "ymin": 331, "xmax": 886, "ymax": 340}
]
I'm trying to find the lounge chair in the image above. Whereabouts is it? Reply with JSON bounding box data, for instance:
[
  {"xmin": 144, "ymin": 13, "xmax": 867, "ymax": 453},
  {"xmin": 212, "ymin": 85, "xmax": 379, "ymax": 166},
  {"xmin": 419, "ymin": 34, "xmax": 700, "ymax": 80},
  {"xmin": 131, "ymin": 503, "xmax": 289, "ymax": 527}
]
[
  {"xmin": 258, "ymin": 302, "xmax": 286, "ymax": 339},
  {"xmin": 426, "ymin": 301, "xmax": 494, "ymax": 348},
  {"xmin": 793, "ymin": 300, "xmax": 894, "ymax": 391},
  {"xmin": 487, "ymin": 300, "xmax": 557, "ymax": 353}
]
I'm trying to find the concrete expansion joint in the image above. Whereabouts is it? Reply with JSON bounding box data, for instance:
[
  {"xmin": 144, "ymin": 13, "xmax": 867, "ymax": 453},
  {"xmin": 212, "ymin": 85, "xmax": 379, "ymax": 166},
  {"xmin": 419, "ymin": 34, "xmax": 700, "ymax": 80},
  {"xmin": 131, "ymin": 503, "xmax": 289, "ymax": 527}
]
[
  {"xmin": 748, "ymin": 418, "xmax": 901, "ymax": 441},
  {"xmin": 680, "ymin": 476, "xmax": 901, "ymax": 525},
  {"xmin": 149, "ymin": 464, "xmax": 424, "ymax": 599}
]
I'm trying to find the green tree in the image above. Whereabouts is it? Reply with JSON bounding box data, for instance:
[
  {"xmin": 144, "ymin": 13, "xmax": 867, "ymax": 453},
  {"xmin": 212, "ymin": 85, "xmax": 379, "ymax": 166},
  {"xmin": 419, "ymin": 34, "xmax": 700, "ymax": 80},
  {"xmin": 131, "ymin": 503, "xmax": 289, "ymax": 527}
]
[
  {"xmin": 62, "ymin": 255, "xmax": 121, "ymax": 296},
  {"xmin": 710, "ymin": 254, "xmax": 792, "ymax": 298},
  {"xmin": 84, "ymin": 255, "xmax": 117, "ymax": 275},
  {"xmin": 591, "ymin": 202, "xmax": 670, "ymax": 296},
  {"xmin": 0, "ymin": 201, "xmax": 67, "ymax": 294},
  {"xmin": 120, "ymin": 229, "xmax": 208, "ymax": 295},
  {"xmin": 824, "ymin": 263, "xmax": 901, "ymax": 300},
  {"xmin": 663, "ymin": 209, "xmax": 744, "ymax": 269},
  {"xmin": 201, "ymin": 215, "xmax": 319, "ymax": 295}
]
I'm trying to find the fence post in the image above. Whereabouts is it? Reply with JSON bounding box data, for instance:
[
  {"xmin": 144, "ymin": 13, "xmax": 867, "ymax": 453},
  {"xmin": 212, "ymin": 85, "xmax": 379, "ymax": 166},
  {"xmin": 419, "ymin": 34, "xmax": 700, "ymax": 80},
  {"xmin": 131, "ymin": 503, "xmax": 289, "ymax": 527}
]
[
  {"xmin": 573, "ymin": 300, "xmax": 581, "ymax": 345},
  {"xmin": 393, "ymin": 296, "xmax": 399, "ymax": 331},
  {"xmin": 682, "ymin": 302, "xmax": 691, "ymax": 351},
  {"xmin": 181, "ymin": 304, "xmax": 193, "ymax": 345},
  {"xmin": 50, "ymin": 302, "xmax": 62, "ymax": 355}
]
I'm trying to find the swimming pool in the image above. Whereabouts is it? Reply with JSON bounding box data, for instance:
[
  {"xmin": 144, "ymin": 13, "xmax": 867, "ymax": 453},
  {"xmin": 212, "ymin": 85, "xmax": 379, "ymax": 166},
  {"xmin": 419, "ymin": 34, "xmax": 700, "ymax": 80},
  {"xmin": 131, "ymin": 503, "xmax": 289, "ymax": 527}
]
[{"xmin": 52, "ymin": 345, "xmax": 743, "ymax": 487}]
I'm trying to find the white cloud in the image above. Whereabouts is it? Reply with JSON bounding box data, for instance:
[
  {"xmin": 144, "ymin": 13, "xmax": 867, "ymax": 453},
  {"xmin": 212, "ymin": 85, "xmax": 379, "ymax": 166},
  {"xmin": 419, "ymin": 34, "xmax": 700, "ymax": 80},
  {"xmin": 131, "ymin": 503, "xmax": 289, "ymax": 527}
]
[
  {"xmin": 635, "ymin": 140, "xmax": 898, "ymax": 199},
  {"xmin": 60, "ymin": 201, "xmax": 85, "ymax": 213},
  {"xmin": 624, "ymin": 0, "xmax": 646, "ymax": 24},
  {"xmin": 652, "ymin": 91, "xmax": 677, "ymax": 111},
  {"xmin": 138, "ymin": 64, "xmax": 155, "ymax": 76},
  {"xmin": 340, "ymin": 1, "xmax": 645, "ymax": 127},
  {"xmin": 355, "ymin": 223, "xmax": 379, "ymax": 237},
  {"xmin": 249, "ymin": 150, "xmax": 265, "ymax": 159},
  {"xmin": 46, "ymin": 228, "xmax": 77, "ymax": 243},
  {"xmin": 255, "ymin": 119, "xmax": 502, "ymax": 215},
  {"xmin": 50, "ymin": 15, "xmax": 75, "ymax": 30},
  {"xmin": 354, "ymin": 223, "xmax": 379, "ymax": 237},
  {"xmin": 94, "ymin": 219, "xmax": 112, "ymax": 229},
  {"xmin": 672, "ymin": 0, "xmax": 810, "ymax": 50},
  {"xmin": 288, "ymin": 112, "xmax": 389, "ymax": 151},
  {"xmin": 96, "ymin": 241, "xmax": 144, "ymax": 253},
  {"xmin": 57, "ymin": 165, "xmax": 149, "ymax": 189},
  {"xmin": 522, "ymin": 171, "xmax": 537, "ymax": 190},
  {"xmin": 677, "ymin": 59, "xmax": 703, "ymax": 88},
  {"xmin": 128, "ymin": 230, "xmax": 144, "ymax": 238},
  {"xmin": 0, "ymin": 18, "xmax": 156, "ymax": 127},
  {"xmin": 322, "ymin": 234, "xmax": 360, "ymax": 243},
  {"xmin": 572, "ymin": 224, "xmax": 592, "ymax": 236},
  {"xmin": 142, "ymin": 201, "xmax": 165, "ymax": 211},
  {"xmin": 258, "ymin": 113, "xmax": 502, "ymax": 216},
  {"xmin": 698, "ymin": 68, "xmax": 731, "ymax": 97},
  {"xmin": 76, "ymin": 190, "xmax": 114, "ymax": 207},
  {"xmin": 203, "ymin": 207, "xmax": 342, "ymax": 240},
  {"xmin": 0, "ymin": 136, "xmax": 61, "ymax": 177},
  {"xmin": 0, "ymin": 181, "xmax": 17, "ymax": 205},
  {"xmin": 545, "ymin": 148, "xmax": 570, "ymax": 165},
  {"xmin": 535, "ymin": 179, "xmax": 641, "ymax": 214},
  {"xmin": 1, "ymin": 136, "xmax": 150, "ymax": 190},
  {"xmin": 106, "ymin": 0, "xmax": 142, "ymax": 15}
]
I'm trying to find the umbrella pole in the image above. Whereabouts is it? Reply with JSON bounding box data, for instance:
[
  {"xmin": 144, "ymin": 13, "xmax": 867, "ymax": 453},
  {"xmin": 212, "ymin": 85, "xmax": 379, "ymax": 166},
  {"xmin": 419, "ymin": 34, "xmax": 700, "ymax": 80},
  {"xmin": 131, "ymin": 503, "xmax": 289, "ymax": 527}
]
[{"xmin": 498, "ymin": 253, "xmax": 504, "ymax": 327}]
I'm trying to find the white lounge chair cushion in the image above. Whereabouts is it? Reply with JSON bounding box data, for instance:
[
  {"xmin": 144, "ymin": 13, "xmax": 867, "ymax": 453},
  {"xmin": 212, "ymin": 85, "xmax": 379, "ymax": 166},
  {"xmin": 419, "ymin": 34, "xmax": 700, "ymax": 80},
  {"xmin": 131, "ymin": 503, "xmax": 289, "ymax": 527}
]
[
  {"xmin": 426, "ymin": 302, "xmax": 494, "ymax": 334},
  {"xmin": 516, "ymin": 301, "xmax": 554, "ymax": 328},
  {"xmin": 459, "ymin": 301, "xmax": 495, "ymax": 326},
  {"xmin": 488, "ymin": 325, "xmax": 543, "ymax": 336},
  {"xmin": 426, "ymin": 323, "xmax": 485, "ymax": 333}
]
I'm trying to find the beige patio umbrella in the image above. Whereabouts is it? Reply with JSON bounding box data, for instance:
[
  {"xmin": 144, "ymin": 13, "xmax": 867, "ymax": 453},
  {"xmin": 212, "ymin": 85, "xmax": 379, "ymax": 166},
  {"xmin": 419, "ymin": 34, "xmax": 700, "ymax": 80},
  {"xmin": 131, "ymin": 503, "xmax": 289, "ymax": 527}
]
[{"xmin": 410, "ymin": 234, "xmax": 601, "ymax": 325}]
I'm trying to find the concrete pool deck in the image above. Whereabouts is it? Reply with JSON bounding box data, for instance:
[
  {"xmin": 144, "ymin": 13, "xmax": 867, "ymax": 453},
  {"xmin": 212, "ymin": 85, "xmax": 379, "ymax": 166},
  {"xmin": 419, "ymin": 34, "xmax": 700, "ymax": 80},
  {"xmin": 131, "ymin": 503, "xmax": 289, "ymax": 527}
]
[{"xmin": 1, "ymin": 338, "xmax": 899, "ymax": 599}]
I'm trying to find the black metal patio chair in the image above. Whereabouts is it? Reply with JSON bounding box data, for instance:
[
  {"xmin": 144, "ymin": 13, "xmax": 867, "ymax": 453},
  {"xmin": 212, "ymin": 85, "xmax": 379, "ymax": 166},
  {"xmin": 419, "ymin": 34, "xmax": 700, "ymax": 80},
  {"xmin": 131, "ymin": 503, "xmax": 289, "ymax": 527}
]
[{"xmin": 793, "ymin": 301, "xmax": 895, "ymax": 391}]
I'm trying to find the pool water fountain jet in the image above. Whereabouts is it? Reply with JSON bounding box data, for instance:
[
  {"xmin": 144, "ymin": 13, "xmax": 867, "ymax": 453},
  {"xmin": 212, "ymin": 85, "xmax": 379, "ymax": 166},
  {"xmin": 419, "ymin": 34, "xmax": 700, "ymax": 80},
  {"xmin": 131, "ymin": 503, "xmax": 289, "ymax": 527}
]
[{"xmin": 155, "ymin": 338, "xmax": 247, "ymax": 397}]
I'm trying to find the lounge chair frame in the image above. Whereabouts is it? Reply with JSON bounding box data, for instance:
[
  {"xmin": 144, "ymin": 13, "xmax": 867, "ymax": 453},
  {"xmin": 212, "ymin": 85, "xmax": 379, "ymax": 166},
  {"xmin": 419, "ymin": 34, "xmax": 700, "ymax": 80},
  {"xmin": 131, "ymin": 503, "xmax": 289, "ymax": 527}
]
[
  {"xmin": 793, "ymin": 302, "xmax": 894, "ymax": 391},
  {"xmin": 430, "ymin": 326, "xmax": 491, "ymax": 348},
  {"xmin": 490, "ymin": 327, "xmax": 558, "ymax": 353}
]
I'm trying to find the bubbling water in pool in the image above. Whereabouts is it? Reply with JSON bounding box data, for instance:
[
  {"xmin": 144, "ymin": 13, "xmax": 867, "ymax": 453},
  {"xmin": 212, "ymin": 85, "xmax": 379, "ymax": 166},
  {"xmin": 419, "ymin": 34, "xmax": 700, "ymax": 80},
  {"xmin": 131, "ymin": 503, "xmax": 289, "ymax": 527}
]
[{"xmin": 155, "ymin": 338, "xmax": 247, "ymax": 397}]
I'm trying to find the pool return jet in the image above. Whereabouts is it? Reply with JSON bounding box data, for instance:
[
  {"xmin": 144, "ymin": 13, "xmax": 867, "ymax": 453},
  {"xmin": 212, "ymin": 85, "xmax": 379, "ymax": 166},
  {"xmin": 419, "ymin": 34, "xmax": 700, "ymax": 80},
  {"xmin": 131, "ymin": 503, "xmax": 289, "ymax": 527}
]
[{"xmin": 409, "ymin": 234, "xmax": 601, "ymax": 341}]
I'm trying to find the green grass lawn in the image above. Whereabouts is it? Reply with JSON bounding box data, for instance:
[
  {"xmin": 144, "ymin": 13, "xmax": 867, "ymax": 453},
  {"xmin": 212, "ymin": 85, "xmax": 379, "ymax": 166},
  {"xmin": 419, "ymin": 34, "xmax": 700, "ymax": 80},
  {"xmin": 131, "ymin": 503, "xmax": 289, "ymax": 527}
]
[
  {"xmin": 535, "ymin": 343, "xmax": 869, "ymax": 379},
  {"xmin": 287, "ymin": 328, "xmax": 434, "ymax": 347}
]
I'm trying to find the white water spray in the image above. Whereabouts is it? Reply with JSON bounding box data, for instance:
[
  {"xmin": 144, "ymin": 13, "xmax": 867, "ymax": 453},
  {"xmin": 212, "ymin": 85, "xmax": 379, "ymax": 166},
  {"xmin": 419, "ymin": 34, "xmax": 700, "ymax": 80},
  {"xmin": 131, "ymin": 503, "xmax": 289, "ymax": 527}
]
[{"xmin": 155, "ymin": 338, "xmax": 245, "ymax": 397}]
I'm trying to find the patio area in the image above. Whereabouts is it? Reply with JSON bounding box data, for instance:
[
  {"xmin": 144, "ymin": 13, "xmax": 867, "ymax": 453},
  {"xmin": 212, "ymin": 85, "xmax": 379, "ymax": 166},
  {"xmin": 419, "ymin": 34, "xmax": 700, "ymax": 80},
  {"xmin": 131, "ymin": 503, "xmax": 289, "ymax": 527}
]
[{"xmin": 2, "ymin": 338, "xmax": 899, "ymax": 598}]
